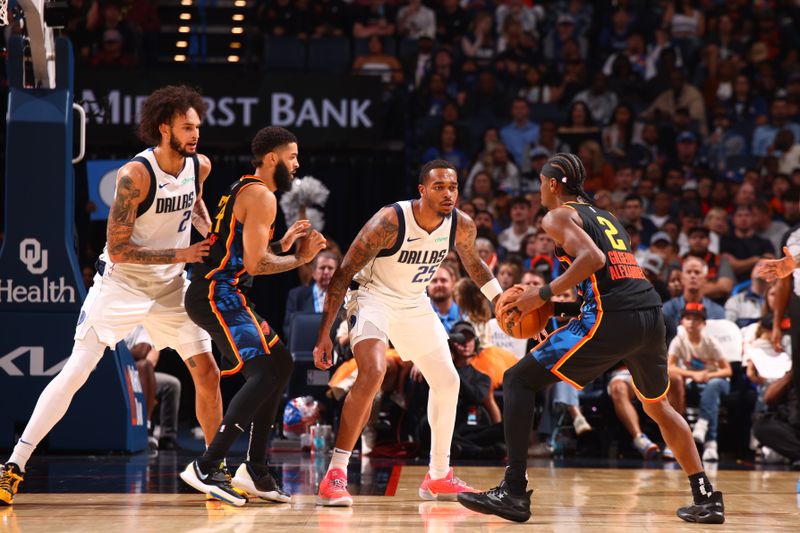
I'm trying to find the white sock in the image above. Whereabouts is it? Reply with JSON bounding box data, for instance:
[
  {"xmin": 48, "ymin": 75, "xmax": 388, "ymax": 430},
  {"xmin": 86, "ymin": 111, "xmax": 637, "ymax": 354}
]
[
  {"xmin": 412, "ymin": 346, "xmax": 459, "ymax": 481},
  {"xmin": 8, "ymin": 440, "xmax": 35, "ymax": 472},
  {"xmin": 328, "ymin": 447, "xmax": 352, "ymax": 473},
  {"xmin": 9, "ymin": 331, "xmax": 106, "ymax": 472}
]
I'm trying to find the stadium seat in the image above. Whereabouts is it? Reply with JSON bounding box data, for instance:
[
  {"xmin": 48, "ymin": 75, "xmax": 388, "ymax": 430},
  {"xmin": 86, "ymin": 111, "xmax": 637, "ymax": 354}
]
[
  {"xmin": 286, "ymin": 312, "xmax": 329, "ymax": 398},
  {"xmin": 263, "ymin": 36, "xmax": 306, "ymax": 72},
  {"xmin": 308, "ymin": 36, "xmax": 351, "ymax": 74}
]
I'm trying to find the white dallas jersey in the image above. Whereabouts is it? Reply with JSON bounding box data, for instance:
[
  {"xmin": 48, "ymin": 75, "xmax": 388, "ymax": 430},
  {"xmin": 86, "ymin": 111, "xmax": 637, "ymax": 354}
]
[
  {"xmin": 99, "ymin": 148, "xmax": 199, "ymax": 282},
  {"xmin": 353, "ymin": 201, "xmax": 456, "ymax": 301}
]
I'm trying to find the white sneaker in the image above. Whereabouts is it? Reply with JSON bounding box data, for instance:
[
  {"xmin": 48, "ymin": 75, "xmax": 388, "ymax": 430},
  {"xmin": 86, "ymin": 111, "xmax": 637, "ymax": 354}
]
[
  {"xmin": 633, "ymin": 433, "xmax": 660, "ymax": 459},
  {"xmin": 760, "ymin": 446, "xmax": 788, "ymax": 464},
  {"xmin": 231, "ymin": 462, "xmax": 291, "ymax": 503},
  {"xmin": 692, "ymin": 418, "xmax": 709, "ymax": 445},
  {"xmin": 528, "ymin": 442, "xmax": 552, "ymax": 457},
  {"xmin": 702, "ymin": 440, "xmax": 718, "ymax": 462},
  {"xmin": 573, "ymin": 415, "xmax": 592, "ymax": 436}
]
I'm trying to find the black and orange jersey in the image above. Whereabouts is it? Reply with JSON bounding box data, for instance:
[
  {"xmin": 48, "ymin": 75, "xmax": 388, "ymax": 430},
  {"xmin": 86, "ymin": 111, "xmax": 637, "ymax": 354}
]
[
  {"xmin": 192, "ymin": 176, "xmax": 270, "ymax": 286},
  {"xmin": 554, "ymin": 201, "xmax": 662, "ymax": 315}
]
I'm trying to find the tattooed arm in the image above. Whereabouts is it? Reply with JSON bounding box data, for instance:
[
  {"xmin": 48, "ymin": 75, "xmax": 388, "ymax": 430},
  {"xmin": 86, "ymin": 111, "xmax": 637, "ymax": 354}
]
[
  {"xmin": 453, "ymin": 210, "xmax": 499, "ymax": 304},
  {"xmin": 240, "ymin": 184, "xmax": 325, "ymax": 275},
  {"xmin": 313, "ymin": 207, "xmax": 399, "ymax": 366},
  {"xmin": 192, "ymin": 153, "xmax": 212, "ymax": 236},
  {"xmin": 107, "ymin": 162, "xmax": 210, "ymax": 264}
]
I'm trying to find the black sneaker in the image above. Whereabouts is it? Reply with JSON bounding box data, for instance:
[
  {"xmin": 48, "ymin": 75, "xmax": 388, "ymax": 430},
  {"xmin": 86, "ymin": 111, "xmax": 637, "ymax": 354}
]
[
  {"xmin": 232, "ymin": 462, "xmax": 292, "ymax": 503},
  {"xmin": 179, "ymin": 460, "xmax": 247, "ymax": 507},
  {"xmin": 457, "ymin": 480, "xmax": 532, "ymax": 523},
  {"xmin": 677, "ymin": 491, "xmax": 725, "ymax": 524}
]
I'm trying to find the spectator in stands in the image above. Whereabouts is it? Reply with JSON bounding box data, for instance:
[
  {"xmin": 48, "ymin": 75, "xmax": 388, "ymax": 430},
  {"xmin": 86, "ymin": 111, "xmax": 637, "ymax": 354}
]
[
  {"xmin": 682, "ymin": 226, "xmax": 736, "ymax": 303},
  {"xmin": 495, "ymin": 0, "xmax": 542, "ymax": 38},
  {"xmin": 706, "ymin": 107, "xmax": 748, "ymax": 175},
  {"xmin": 558, "ymin": 101, "xmax": 600, "ymax": 153},
  {"xmin": 521, "ymin": 232, "xmax": 555, "ymax": 280},
  {"xmin": 667, "ymin": 303, "xmax": 732, "ymax": 462},
  {"xmin": 353, "ymin": 0, "xmax": 396, "ymax": 39},
  {"xmin": 422, "ymin": 124, "xmax": 469, "ymax": 177},
  {"xmin": 640, "ymin": 251, "xmax": 671, "ymax": 303},
  {"xmin": 609, "ymin": 163, "xmax": 635, "ymax": 208},
  {"xmin": 642, "ymin": 69, "xmax": 708, "ymax": 138},
  {"xmin": 518, "ymin": 67, "xmax": 557, "ymax": 105},
  {"xmin": 752, "ymin": 370, "xmax": 800, "ymax": 467},
  {"xmin": 573, "ymin": 72, "xmax": 618, "ymax": 125},
  {"xmin": 353, "ymin": 35, "xmax": 404, "ymax": 86},
  {"xmin": 648, "ymin": 191, "xmax": 674, "ymax": 229},
  {"xmin": 397, "ymin": 0, "xmax": 435, "ymax": 40},
  {"xmin": 500, "ymin": 98, "xmax": 539, "ymax": 171},
  {"xmin": 753, "ymin": 200, "xmax": 789, "ymax": 253},
  {"xmin": 753, "ymin": 96, "xmax": 800, "ymax": 157},
  {"xmin": 126, "ymin": 0, "xmax": 160, "ymax": 66},
  {"xmin": 91, "ymin": 28, "xmax": 137, "ymax": 67},
  {"xmin": 475, "ymin": 237, "xmax": 498, "ymax": 273},
  {"xmin": 497, "ymin": 197, "xmax": 535, "ymax": 255},
  {"xmin": 125, "ymin": 326, "xmax": 182, "ymax": 451},
  {"xmin": 602, "ymin": 103, "xmax": 640, "ymax": 162},
  {"xmin": 65, "ymin": 0, "xmax": 99, "ymax": 60},
  {"xmin": 663, "ymin": 256, "xmax": 726, "ymax": 336},
  {"xmin": 460, "ymin": 11, "xmax": 495, "ymax": 68},
  {"xmin": 774, "ymin": 130, "xmax": 800, "ymax": 176},
  {"xmin": 428, "ymin": 263, "xmax": 464, "ymax": 332},
  {"xmin": 608, "ymin": 365, "xmax": 665, "ymax": 459},
  {"xmin": 723, "ymin": 73, "xmax": 768, "ymax": 123},
  {"xmin": 311, "ymin": 0, "xmax": 350, "ymax": 37},
  {"xmin": 495, "ymin": 261, "xmax": 521, "ymax": 292},
  {"xmin": 284, "ymin": 251, "xmax": 339, "ymax": 340},
  {"xmin": 621, "ymin": 194, "xmax": 657, "ymax": 248},
  {"xmin": 403, "ymin": 33, "xmax": 434, "ymax": 88},
  {"xmin": 436, "ymin": 0, "xmax": 469, "ymax": 45},
  {"xmin": 465, "ymin": 143, "xmax": 521, "ymax": 195},
  {"xmin": 531, "ymin": 120, "xmax": 565, "ymax": 159},
  {"xmin": 720, "ymin": 205, "xmax": 775, "ymax": 283},
  {"xmin": 462, "ymin": 70, "xmax": 508, "ymax": 121},
  {"xmin": 543, "ymin": 13, "xmax": 587, "ymax": 63},
  {"xmin": 724, "ymin": 259, "xmax": 769, "ymax": 328}
]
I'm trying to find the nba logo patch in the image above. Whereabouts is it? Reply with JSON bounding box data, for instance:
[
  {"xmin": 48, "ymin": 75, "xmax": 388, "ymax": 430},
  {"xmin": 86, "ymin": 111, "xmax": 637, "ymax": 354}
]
[
  {"xmin": 77, "ymin": 311, "xmax": 86, "ymax": 325},
  {"xmin": 349, "ymin": 315, "xmax": 357, "ymax": 328}
]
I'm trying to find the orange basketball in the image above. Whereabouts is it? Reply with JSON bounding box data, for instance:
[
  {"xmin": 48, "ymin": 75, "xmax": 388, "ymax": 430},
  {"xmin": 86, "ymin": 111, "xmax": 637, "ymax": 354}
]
[{"xmin": 496, "ymin": 287, "xmax": 555, "ymax": 339}]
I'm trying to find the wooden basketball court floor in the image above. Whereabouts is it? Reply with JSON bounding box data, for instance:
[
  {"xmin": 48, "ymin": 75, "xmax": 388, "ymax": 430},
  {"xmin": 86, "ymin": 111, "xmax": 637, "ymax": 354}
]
[{"xmin": 3, "ymin": 458, "xmax": 799, "ymax": 532}]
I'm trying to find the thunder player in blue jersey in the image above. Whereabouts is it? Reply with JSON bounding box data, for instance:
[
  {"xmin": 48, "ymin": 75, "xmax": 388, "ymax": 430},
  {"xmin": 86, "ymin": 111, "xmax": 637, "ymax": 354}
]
[
  {"xmin": 458, "ymin": 153, "xmax": 725, "ymax": 524},
  {"xmin": 312, "ymin": 160, "xmax": 505, "ymax": 506}
]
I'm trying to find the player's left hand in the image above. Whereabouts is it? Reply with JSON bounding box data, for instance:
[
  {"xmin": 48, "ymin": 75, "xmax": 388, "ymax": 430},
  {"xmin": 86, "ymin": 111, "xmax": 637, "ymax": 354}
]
[
  {"xmin": 756, "ymin": 247, "xmax": 796, "ymax": 281},
  {"xmin": 313, "ymin": 336, "xmax": 334, "ymax": 370},
  {"xmin": 279, "ymin": 220, "xmax": 312, "ymax": 252},
  {"xmin": 498, "ymin": 284, "xmax": 545, "ymax": 318}
]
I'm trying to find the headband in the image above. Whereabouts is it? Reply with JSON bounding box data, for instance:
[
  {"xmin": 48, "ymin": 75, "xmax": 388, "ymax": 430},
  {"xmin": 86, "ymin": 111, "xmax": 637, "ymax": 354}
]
[{"xmin": 541, "ymin": 162, "xmax": 568, "ymax": 184}]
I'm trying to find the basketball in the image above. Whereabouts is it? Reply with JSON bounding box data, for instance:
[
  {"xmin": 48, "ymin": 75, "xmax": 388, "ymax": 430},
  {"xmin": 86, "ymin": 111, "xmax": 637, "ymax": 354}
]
[{"xmin": 496, "ymin": 287, "xmax": 554, "ymax": 339}]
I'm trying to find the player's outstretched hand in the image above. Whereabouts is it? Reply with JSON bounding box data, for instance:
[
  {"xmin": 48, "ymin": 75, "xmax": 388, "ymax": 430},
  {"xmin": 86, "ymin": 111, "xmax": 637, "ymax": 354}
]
[
  {"xmin": 180, "ymin": 238, "xmax": 211, "ymax": 263},
  {"xmin": 756, "ymin": 247, "xmax": 796, "ymax": 281},
  {"xmin": 313, "ymin": 337, "xmax": 334, "ymax": 370},
  {"xmin": 279, "ymin": 220, "xmax": 311, "ymax": 252},
  {"xmin": 297, "ymin": 230, "xmax": 327, "ymax": 263}
]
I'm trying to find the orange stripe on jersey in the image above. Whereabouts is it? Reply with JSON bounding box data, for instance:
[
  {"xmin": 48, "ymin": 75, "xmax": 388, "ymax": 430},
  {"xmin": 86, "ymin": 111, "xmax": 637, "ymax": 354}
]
[
  {"xmin": 268, "ymin": 336, "xmax": 279, "ymax": 348},
  {"xmin": 207, "ymin": 280, "xmax": 244, "ymax": 376},
  {"xmin": 548, "ymin": 255, "xmax": 605, "ymax": 390},
  {"xmin": 237, "ymin": 289, "xmax": 271, "ymax": 356},
  {"xmin": 632, "ymin": 377, "xmax": 671, "ymax": 404},
  {"xmin": 206, "ymin": 215, "xmax": 238, "ymax": 279}
]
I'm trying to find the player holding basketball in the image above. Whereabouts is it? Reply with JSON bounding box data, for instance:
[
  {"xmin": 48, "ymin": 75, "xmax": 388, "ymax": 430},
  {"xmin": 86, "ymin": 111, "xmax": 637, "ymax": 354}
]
[
  {"xmin": 180, "ymin": 126, "xmax": 326, "ymax": 506},
  {"xmin": 312, "ymin": 160, "xmax": 504, "ymax": 506},
  {"xmin": 458, "ymin": 153, "xmax": 725, "ymax": 524},
  {"xmin": 0, "ymin": 86, "xmax": 224, "ymax": 506}
]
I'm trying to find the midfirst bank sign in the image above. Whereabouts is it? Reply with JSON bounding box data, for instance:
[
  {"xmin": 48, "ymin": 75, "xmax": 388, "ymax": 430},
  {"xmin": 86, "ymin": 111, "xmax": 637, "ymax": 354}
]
[{"xmin": 75, "ymin": 72, "xmax": 383, "ymax": 147}]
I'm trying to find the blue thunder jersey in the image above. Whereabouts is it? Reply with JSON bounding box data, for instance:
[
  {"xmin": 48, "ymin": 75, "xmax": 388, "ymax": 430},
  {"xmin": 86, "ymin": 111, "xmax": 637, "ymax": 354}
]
[
  {"xmin": 352, "ymin": 201, "xmax": 458, "ymax": 301},
  {"xmin": 193, "ymin": 176, "xmax": 271, "ymax": 286},
  {"xmin": 554, "ymin": 201, "xmax": 662, "ymax": 320}
]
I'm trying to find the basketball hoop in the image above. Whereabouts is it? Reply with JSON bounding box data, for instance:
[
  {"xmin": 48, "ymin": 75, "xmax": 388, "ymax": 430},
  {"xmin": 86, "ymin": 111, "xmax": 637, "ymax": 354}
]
[{"xmin": 0, "ymin": 0, "xmax": 9, "ymax": 26}]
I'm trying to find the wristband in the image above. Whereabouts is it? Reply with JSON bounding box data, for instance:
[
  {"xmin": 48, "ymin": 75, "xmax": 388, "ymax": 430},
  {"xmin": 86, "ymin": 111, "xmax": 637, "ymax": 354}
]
[
  {"xmin": 270, "ymin": 241, "xmax": 283, "ymax": 254},
  {"xmin": 480, "ymin": 278, "xmax": 503, "ymax": 301},
  {"xmin": 539, "ymin": 283, "xmax": 553, "ymax": 301}
]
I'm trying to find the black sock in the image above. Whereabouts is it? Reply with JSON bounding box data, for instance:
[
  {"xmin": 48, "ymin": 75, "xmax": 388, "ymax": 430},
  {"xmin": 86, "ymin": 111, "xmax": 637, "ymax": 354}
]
[
  {"xmin": 247, "ymin": 341, "xmax": 294, "ymax": 465},
  {"xmin": 502, "ymin": 356, "xmax": 558, "ymax": 496},
  {"xmin": 689, "ymin": 472, "xmax": 714, "ymax": 504}
]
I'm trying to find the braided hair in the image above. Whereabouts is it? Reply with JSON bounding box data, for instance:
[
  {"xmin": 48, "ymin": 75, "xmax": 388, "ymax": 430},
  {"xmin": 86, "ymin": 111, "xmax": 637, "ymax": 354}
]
[{"xmin": 540, "ymin": 152, "xmax": 594, "ymax": 206}]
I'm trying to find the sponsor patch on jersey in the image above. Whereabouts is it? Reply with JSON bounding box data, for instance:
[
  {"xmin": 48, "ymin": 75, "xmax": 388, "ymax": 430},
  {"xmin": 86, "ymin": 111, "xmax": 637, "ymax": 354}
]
[{"xmin": 435, "ymin": 236, "xmax": 448, "ymax": 242}]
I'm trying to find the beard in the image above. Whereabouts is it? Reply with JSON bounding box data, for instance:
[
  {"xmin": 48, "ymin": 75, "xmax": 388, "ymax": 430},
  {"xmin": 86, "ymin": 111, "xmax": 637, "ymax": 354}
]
[
  {"xmin": 274, "ymin": 161, "xmax": 294, "ymax": 193},
  {"xmin": 169, "ymin": 134, "xmax": 193, "ymax": 157}
]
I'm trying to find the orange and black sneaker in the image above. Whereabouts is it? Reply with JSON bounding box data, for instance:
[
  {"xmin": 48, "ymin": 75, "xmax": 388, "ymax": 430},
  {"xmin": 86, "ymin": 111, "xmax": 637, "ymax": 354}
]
[{"xmin": 0, "ymin": 463, "xmax": 24, "ymax": 506}]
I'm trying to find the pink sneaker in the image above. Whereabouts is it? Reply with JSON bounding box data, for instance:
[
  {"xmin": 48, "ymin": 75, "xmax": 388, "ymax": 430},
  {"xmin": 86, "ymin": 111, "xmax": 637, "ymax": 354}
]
[
  {"xmin": 316, "ymin": 468, "xmax": 353, "ymax": 507},
  {"xmin": 418, "ymin": 468, "xmax": 478, "ymax": 501}
]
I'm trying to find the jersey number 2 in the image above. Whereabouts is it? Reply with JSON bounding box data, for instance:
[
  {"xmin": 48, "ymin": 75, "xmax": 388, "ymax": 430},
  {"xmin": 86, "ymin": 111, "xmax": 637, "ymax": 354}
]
[
  {"xmin": 412, "ymin": 265, "xmax": 437, "ymax": 284},
  {"xmin": 596, "ymin": 216, "xmax": 627, "ymax": 250}
]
